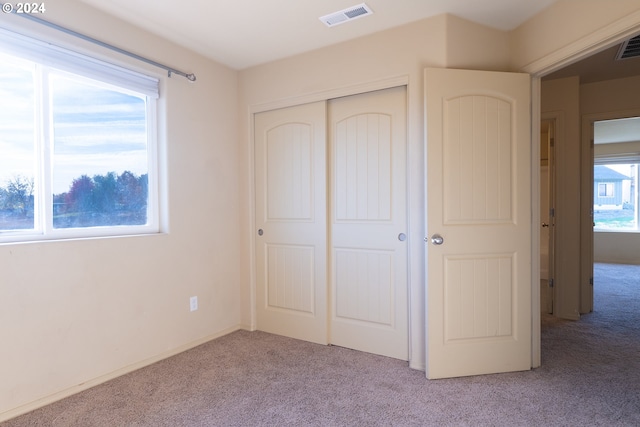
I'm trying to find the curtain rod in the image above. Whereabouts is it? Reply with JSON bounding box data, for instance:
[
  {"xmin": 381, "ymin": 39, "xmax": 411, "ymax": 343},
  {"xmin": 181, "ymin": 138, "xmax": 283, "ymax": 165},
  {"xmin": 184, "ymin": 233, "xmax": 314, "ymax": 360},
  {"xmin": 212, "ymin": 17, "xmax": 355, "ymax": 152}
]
[{"xmin": 1, "ymin": 3, "xmax": 197, "ymax": 82}]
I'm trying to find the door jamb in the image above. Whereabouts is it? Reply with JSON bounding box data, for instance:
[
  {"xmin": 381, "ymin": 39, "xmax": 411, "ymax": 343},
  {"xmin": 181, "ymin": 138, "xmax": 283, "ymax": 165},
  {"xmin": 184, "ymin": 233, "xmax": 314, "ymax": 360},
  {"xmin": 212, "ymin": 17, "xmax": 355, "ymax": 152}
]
[
  {"xmin": 531, "ymin": 78, "xmax": 542, "ymax": 368},
  {"xmin": 541, "ymin": 113, "xmax": 561, "ymax": 314}
]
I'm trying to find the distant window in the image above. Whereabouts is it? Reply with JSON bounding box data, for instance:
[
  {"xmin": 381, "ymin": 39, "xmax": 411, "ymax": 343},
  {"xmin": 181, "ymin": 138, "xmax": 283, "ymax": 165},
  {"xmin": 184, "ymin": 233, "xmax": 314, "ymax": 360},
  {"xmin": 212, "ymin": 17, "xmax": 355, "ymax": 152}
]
[
  {"xmin": 0, "ymin": 30, "xmax": 159, "ymax": 243},
  {"xmin": 598, "ymin": 183, "xmax": 614, "ymax": 197},
  {"xmin": 593, "ymin": 163, "xmax": 638, "ymax": 231}
]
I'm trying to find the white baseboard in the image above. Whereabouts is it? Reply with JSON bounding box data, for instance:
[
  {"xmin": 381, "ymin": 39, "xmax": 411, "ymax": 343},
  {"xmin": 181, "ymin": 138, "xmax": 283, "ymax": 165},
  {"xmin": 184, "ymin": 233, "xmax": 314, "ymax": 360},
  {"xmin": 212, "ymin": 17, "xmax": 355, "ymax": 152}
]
[
  {"xmin": 409, "ymin": 361, "xmax": 426, "ymax": 372},
  {"xmin": 0, "ymin": 325, "xmax": 249, "ymax": 423}
]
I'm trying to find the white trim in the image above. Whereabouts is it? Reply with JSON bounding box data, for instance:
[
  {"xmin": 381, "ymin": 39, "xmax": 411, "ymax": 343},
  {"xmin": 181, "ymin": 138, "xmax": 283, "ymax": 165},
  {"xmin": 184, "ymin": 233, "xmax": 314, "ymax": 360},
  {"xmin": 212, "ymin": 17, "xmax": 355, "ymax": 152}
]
[
  {"xmin": 521, "ymin": 9, "xmax": 640, "ymax": 77},
  {"xmin": 530, "ymin": 77, "xmax": 542, "ymax": 368},
  {"xmin": 248, "ymin": 101, "xmax": 257, "ymax": 332}
]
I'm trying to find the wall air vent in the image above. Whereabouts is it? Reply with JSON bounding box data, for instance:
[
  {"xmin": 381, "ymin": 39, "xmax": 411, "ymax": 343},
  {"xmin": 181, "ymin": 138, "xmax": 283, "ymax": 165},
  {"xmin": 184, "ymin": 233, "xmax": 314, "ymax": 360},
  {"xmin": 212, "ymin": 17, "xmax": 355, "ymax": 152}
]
[
  {"xmin": 616, "ymin": 34, "xmax": 640, "ymax": 60},
  {"xmin": 319, "ymin": 3, "xmax": 373, "ymax": 28}
]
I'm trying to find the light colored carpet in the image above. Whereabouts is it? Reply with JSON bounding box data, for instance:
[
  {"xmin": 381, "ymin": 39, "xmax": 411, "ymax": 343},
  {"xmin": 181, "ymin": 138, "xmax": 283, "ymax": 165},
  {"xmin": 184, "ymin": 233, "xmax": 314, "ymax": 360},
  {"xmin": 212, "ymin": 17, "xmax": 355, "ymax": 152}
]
[{"xmin": 4, "ymin": 263, "xmax": 640, "ymax": 426}]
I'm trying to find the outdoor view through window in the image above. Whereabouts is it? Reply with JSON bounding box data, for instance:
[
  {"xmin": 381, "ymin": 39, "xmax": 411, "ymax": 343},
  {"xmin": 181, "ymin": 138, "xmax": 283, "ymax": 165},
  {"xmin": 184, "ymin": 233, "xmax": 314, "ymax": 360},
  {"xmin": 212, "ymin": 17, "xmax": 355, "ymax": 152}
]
[
  {"xmin": 0, "ymin": 51, "xmax": 150, "ymax": 237},
  {"xmin": 593, "ymin": 163, "xmax": 639, "ymax": 230},
  {"xmin": 593, "ymin": 117, "xmax": 640, "ymax": 232}
]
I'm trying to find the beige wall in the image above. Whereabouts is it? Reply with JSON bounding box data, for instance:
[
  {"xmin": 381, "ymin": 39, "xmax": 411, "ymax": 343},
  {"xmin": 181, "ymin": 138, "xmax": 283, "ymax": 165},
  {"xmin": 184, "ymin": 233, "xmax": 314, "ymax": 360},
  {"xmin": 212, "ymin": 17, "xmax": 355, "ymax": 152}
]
[
  {"xmin": 581, "ymin": 75, "xmax": 640, "ymax": 114},
  {"xmin": 445, "ymin": 15, "xmax": 510, "ymax": 71},
  {"xmin": 593, "ymin": 232, "xmax": 640, "ymax": 264},
  {"xmin": 582, "ymin": 76, "xmax": 640, "ymax": 265},
  {"xmin": 238, "ymin": 14, "xmax": 510, "ymax": 372},
  {"xmin": 0, "ymin": 0, "xmax": 243, "ymax": 420}
]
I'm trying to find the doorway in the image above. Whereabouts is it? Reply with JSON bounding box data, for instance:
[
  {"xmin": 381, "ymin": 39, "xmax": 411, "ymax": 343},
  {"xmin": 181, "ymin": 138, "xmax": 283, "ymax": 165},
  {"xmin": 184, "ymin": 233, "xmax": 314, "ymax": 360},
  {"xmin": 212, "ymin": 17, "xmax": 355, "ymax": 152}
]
[
  {"xmin": 537, "ymin": 32, "xmax": 640, "ymax": 320},
  {"xmin": 529, "ymin": 18, "xmax": 640, "ymax": 368},
  {"xmin": 590, "ymin": 114, "xmax": 640, "ymax": 266}
]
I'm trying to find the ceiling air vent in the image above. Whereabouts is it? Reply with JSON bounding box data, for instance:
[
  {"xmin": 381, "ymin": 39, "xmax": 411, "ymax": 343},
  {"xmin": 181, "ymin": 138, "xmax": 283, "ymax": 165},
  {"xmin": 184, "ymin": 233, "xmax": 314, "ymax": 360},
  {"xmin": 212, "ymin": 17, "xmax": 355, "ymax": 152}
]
[
  {"xmin": 320, "ymin": 3, "xmax": 373, "ymax": 28},
  {"xmin": 616, "ymin": 34, "xmax": 640, "ymax": 60}
]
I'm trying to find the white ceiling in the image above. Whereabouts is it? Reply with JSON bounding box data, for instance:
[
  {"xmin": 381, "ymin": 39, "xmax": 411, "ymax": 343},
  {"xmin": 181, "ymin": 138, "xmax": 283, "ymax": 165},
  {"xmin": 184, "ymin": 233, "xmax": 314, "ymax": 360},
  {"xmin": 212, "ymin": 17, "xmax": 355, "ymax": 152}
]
[{"xmin": 77, "ymin": 0, "xmax": 557, "ymax": 70}]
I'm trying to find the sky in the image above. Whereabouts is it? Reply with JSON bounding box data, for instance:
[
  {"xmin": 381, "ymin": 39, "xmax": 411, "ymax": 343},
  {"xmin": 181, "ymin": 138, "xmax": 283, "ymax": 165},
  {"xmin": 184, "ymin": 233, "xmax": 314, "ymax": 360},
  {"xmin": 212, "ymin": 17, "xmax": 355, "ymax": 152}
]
[{"xmin": 0, "ymin": 51, "xmax": 148, "ymax": 194}]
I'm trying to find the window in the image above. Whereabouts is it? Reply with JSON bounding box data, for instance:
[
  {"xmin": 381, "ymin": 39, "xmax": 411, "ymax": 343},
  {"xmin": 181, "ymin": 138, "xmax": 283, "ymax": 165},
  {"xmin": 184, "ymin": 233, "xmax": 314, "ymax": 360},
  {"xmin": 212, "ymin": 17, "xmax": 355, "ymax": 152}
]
[
  {"xmin": 593, "ymin": 163, "xmax": 638, "ymax": 231},
  {"xmin": 0, "ymin": 30, "xmax": 159, "ymax": 243},
  {"xmin": 598, "ymin": 183, "xmax": 614, "ymax": 197}
]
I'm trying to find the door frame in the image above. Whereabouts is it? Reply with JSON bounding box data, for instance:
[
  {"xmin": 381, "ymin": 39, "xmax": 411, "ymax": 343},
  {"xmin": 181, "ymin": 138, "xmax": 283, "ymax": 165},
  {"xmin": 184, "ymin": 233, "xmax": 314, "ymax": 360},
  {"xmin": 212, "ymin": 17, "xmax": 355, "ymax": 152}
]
[{"xmin": 523, "ymin": 12, "xmax": 640, "ymax": 367}]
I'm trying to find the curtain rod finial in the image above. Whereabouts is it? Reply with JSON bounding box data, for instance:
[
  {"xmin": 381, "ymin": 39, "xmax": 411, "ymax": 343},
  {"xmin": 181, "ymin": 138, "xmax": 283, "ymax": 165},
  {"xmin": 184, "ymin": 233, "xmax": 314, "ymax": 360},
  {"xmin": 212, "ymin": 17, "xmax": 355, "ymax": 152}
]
[{"xmin": 186, "ymin": 73, "xmax": 197, "ymax": 82}]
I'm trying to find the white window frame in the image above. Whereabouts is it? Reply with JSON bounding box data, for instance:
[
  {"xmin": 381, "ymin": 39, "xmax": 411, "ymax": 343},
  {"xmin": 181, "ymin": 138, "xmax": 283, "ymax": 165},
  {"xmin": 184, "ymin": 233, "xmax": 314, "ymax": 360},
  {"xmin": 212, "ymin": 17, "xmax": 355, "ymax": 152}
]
[{"xmin": 0, "ymin": 29, "xmax": 161, "ymax": 244}]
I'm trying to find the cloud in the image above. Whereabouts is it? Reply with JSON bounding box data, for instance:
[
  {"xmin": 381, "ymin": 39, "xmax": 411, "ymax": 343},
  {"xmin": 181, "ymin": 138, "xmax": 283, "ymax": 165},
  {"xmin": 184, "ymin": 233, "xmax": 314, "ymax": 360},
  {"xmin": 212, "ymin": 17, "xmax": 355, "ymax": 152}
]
[
  {"xmin": 0, "ymin": 139, "xmax": 35, "ymax": 186},
  {"xmin": 0, "ymin": 54, "xmax": 150, "ymax": 195}
]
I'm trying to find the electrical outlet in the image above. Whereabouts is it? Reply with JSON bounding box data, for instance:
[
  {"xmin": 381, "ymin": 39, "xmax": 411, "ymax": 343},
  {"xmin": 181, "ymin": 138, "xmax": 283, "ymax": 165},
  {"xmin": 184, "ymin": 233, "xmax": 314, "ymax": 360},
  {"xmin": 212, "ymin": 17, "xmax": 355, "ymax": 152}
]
[{"xmin": 190, "ymin": 296, "xmax": 198, "ymax": 312}]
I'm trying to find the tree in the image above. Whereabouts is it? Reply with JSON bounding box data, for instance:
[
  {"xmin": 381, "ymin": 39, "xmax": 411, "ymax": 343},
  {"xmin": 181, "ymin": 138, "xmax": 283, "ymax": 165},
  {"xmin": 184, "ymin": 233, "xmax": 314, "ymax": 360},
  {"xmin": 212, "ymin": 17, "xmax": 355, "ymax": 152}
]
[
  {"xmin": 117, "ymin": 171, "xmax": 147, "ymax": 215},
  {"xmin": 2, "ymin": 175, "xmax": 34, "ymax": 217},
  {"xmin": 93, "ymin": 171, "xmax": 118, "ymax": 214},
  {"xmin": 53, "ymin": 171, "xmax": 147, "ymax": 227},
  {"xmin": 65, "ymin": 175, "xmax": 95, "ymax": 214}
]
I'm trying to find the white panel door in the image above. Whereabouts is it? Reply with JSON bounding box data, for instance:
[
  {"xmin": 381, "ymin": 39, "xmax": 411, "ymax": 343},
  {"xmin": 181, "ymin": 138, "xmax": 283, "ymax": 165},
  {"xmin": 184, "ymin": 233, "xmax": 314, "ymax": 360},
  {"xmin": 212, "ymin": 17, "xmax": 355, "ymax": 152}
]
[
  {"xmin": 328, "ymin": 87, "xmax": 408, "ymax": 360},
  {"xmin": 254, "ymin": 101, "xmax": 328, "ymax": 345},
  {"xmin": 425, "ymin": 68, "xmax": 531, "ymax": 378}
]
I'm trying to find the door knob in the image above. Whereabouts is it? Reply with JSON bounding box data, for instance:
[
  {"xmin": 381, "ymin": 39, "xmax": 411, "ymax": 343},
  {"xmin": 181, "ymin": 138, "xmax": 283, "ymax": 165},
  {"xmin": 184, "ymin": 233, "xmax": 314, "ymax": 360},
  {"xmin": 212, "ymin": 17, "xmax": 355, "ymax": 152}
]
[
  {"xmin": 542, "ymin": 223, "xmax": 549, "ymax": 228},
  {"xmin": 430, "ymin": 234, "xmax": 444, "ymax": 245},
  {"xmin": 257, "ymin": 229, "xmax": 263, "ymax": 236},
  {"xmin": 398, "ymin": 233, "xmax": 407, "ymax": 241}
]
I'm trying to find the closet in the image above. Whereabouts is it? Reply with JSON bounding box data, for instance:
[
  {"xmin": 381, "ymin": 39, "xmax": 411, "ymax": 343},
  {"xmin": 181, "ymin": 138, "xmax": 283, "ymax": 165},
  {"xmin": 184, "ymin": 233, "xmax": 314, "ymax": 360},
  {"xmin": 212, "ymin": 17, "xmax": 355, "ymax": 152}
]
[{"xmin": 254, "ymin": 86, "xmax": 408, "ymax": 359}]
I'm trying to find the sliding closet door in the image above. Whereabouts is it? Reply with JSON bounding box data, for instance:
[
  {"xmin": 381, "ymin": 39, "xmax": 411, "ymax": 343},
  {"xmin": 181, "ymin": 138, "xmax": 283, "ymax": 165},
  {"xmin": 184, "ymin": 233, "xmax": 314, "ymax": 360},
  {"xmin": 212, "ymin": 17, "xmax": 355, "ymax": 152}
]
[
  {"xmin": 254, "ymin": 101, "xmax": 328, "ymax": 344},
  {"xmin": 328, "ymin": 87, "xmax": 409, "ymax": 360}
]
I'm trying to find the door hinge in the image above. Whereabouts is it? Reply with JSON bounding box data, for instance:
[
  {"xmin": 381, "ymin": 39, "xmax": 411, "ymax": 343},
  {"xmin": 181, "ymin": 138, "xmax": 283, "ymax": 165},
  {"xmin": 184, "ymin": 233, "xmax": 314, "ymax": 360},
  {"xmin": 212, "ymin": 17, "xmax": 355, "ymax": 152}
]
[
  {"xmin": 548, "ymin": 278, "xmax": 554, "ymax": 288},
  {"xmin": 550, "ymin": 137, "xmax": 555, "ymax": 148},
  {"xmin": 590, "ymin": 277, "xmax": 593, "ymax": 286},
  {"xmin": 549, "ymin": 208, "xmax": 555, "ymax": 218}
]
